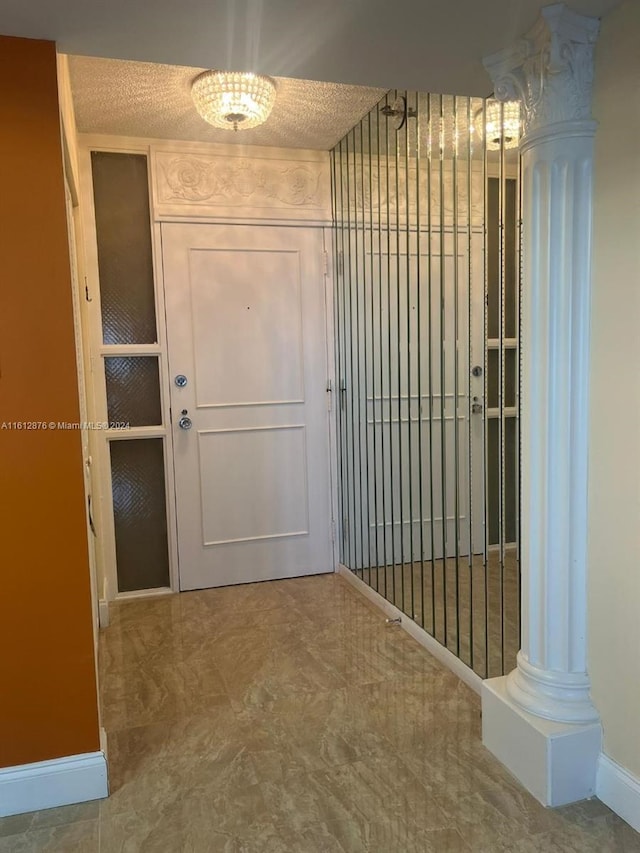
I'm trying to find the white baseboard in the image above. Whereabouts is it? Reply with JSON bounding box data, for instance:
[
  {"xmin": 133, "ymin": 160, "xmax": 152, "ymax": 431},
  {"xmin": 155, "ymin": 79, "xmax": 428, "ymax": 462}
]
[
  {"xmin": 115, "ymin": 586, "xmax": 173, "ymax": 602},
  {"xmin": 0, "ymin": 750, "xmax": 108, "ymax": 817},
  {"xmin": 98, "ymin": 598, "xmax": 110, "ymax": 629},
  {"xmin": 337, "ymin": 563, "xmax": 483, "ymax": 696},
  {"xmin": 597, "ymin": 753, "xmax": 640, "ymax": 833}
]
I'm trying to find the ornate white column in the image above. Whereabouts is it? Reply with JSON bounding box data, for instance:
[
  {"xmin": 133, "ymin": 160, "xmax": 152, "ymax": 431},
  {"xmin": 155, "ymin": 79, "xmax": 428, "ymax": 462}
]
[{"xmin": 481, "ymin": 3, "xmax": 602, "ymax": 806}]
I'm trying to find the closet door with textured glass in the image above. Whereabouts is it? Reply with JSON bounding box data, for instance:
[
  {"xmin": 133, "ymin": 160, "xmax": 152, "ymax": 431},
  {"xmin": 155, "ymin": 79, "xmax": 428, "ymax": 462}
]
[{"xmin": 91, "ymin": 151, "xmax": 170, "ymax": 593}]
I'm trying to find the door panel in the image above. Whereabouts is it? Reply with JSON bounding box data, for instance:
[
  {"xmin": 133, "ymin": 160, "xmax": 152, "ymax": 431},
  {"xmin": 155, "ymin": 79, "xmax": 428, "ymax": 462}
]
[
  {"xmin": 340, "ymin": 229, "xmax": 485, "ymax": 568},
  {"xmin": 189, "ymin": 249, "xmax": 305, "ymax": 407},
  {"xmin": 198, "ymin": 425, "xmax": 309, "ymax": 545},
  {"xmin": 162, "ymin": 223, "xmax": 331, "ymax": 590}
]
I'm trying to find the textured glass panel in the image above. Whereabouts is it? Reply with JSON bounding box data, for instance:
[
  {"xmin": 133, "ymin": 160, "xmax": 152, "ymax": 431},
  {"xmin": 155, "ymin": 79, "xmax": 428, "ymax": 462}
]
[
  {"xmin": 487, "ymin": 417, "xmax": 518, "ymax": 546},
  {"xmin": 105, "ymin": 356, "xmax": 162, "ymax": 426},
  {"xmin": 487, "ymin": 177, "xmax": 518, "ymax": 340},
  {"xmin": 487, "ymin": 350, "xmax": 499, "ymax": 408},
  {"xmin": 91, "ymin": 152, "xmax": 157, "ymax": 344},
  {"xmin": 111, "ymin": 438, "xmax": 169, "ymax": 592},
  {"xmin": 505, "ymin": 348, "xmax": 517, "ymax": 408},
  {"xmin": 487, "ymin": 348, "xmax": 516, "ymax": 410},
  {"xmin": 504, "ymin": 179, "xmax": 518, "ymax": 339},
  {"xmin": 487, "ymin": 419, "xmax": 500, "ymax": 546},
  {"xmin": 505, "ymin": 417, "xmax": 518, "ymax": 543},
  {"xmin": 487, "ymin": 178, "xmax": 500, "ymax": 340}
]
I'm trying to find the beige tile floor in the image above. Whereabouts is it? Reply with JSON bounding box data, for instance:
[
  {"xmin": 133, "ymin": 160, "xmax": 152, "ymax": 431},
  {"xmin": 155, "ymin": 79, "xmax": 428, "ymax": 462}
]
[{"xmin": 1, "ymin": 573, "xmax": 639, "ymax": 852}]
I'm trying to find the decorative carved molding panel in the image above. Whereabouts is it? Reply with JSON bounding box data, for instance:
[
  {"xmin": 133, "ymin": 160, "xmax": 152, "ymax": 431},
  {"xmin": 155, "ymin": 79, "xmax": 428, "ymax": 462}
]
[
  {"xmin": 335, "ymin": 160, "xmax": 485, "ymax": 227},
  {"xmin": 151, "ymin": 148, "xmax": 331, "ymax": 221}
]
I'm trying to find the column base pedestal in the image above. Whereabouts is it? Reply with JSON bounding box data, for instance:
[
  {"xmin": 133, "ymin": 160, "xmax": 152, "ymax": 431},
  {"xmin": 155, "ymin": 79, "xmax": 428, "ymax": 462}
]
[{"xmin": 482, "ymin": 676, "xmax": 601, "ymax": 806}]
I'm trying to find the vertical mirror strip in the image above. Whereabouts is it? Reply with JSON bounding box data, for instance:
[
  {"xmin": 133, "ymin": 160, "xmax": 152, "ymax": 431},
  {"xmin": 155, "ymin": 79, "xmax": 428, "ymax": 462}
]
[
  {"xmin": 499, "ymin": 101, "xmax": 507, "ymax": 674},
  {"xmin": 384, "ymin": 94, "xmax": 396, "ymax": 602},
  {"xmin": 413, "ymin": 93, "xmax": 428, "ymax": 629},
  {"xmin": 465, "ymin": 91, "xmax": 478, "ymax": 669},
  {"xmin": 481, "ymin": 101, "xmax": 491, "ymax": 676},
  {"xmin": 357, "ymin": 121, "xmax": 371, "ymax": 587},
  {"xmin": 438, "ymin": 94, "xmax": 449, "ymax": 650},
  {"xmin": 348, "ymin": 133, "xmax": 357, "ymax": 570},
  {"xmin": 350, "ymin": 124, "xmax": 364, "ymax": 578},
  {"xmin": 367, "ymin": 111, "xmax": 380, "ymax": 594},
  {"xmin": 453, "ymin": 95, "xmax": 461, "ymax": 658},
  {"xmin": 426, "ymin": 93, "xmax": 437, "ymax": 639},
  {"xmin": 394, "ymin": 91, "xmax": 405, "ymax": 615}
]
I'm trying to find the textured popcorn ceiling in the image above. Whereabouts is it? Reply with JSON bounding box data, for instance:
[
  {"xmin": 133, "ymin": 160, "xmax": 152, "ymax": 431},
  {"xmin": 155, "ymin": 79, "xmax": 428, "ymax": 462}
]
[{"xmin": 68, "ymin": 55, "xmax": 387, "ymax": 150}]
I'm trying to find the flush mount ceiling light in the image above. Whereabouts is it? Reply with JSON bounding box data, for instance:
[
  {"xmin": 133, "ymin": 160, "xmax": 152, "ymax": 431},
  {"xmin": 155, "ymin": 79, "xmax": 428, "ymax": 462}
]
[
  {"xmin": 191, "ymin": 70, "xmax": 276, "ymax": 131},
  {"xmin": 480, "ymin": 100, "xmax": 521, "ymax": 150}
]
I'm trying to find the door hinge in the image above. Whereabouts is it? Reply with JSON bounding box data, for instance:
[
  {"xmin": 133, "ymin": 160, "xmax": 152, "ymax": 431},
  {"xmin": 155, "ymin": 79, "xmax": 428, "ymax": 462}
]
[
  {"xmin": 322, "ymin": 251, "xmax": 329, "ymax": 276},
  {"xmin": 331, "ymin": 519, "xmax": 336, "ymax": 543},
  {"xmin": 326, "ymin": 379, "xmax": 333, "ymax": 411}
]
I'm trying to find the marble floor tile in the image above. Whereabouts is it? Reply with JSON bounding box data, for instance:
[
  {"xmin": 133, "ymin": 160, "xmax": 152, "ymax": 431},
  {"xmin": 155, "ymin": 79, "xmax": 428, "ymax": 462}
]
[
  {"xmin": 2, "ymin": 572, "xmax": 638, "ymax": 852},
  {"xmin": 0, "ymin": 819, "xmax": 99, "ymax": 853},
  {"xmin": 100, "ymin": 654, "xmax": 229, "ymax": 731},
  {"xmin": 227, "ymin": 818, "xmax": 472, "ymax": 853},
  {"xmin": 103, "ymin": 703, "xmax": 259, "ymax": 819},
  {"xmin": 237, "ymin": 688, "xmax": 396, "ymax": 783},
  {"xmin": 0, "ymin": 802, "xmax": 99, "ymax": 843}
]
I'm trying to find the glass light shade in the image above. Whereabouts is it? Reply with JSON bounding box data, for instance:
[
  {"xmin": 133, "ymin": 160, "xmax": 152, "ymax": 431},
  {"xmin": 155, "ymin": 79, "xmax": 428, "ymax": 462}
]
[
  {"xmin": 482, "ymin": 100, "xmax": 521, "ymax": 150},
  {"xmin": 191, "ymin": 70, "xmax": 276, "ymax": 131}
]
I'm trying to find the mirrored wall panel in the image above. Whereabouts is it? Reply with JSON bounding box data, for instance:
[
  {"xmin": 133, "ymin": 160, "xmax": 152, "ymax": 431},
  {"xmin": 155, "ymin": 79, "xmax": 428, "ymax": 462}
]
[{"xmin": 331, "ymin": 92, "xmax": 521, "ymax": 678}]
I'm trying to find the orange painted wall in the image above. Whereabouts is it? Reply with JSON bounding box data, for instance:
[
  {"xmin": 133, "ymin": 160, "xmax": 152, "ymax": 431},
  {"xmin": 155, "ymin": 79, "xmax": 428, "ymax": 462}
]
[{"xmin": 0, "ymin": 36, "xmax": 100, "ymax": 767}]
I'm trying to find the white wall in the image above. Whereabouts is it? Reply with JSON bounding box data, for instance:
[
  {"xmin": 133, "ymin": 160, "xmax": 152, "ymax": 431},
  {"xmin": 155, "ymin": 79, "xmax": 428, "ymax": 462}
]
[{"xmin": 589, "ymin": 0, "xmax": 640, "ymax": 779}]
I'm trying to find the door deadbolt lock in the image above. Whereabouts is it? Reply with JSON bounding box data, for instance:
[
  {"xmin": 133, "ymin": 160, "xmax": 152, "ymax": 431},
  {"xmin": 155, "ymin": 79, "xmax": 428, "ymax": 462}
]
[
  {"xmin": 175, "ymin": 374, "xmax": 188, "ymax": 388},
  {"xmin": 471, "ymin": 365, "xmax": 483, "ymax": 377},
  {"xmin": 178, "ymin": 409, "xmax": 192, "ymax": 430}
]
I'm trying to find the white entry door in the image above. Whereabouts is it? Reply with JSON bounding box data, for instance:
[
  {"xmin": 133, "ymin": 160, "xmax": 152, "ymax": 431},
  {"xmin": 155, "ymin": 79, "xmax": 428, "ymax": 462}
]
[{"xmin": 162, "ymin": 223, "xmax": 332, "ymax": 590}]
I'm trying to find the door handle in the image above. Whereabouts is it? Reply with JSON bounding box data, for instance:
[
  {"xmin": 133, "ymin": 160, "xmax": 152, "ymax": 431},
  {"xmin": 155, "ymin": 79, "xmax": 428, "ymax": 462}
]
[
  {"xmin": 178, "ymin": 409, "xmax": 192, "ymax": 430},
  {"xmin": 471, "ymin": 396, "xmax": 483, "ymax": 414}
]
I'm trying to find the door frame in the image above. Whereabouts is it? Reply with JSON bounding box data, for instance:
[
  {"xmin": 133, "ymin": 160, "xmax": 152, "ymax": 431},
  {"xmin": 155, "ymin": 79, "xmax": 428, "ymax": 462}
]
[{"xmin": 77, "ymin": 134, "xmax": 337, "ymax": 603}]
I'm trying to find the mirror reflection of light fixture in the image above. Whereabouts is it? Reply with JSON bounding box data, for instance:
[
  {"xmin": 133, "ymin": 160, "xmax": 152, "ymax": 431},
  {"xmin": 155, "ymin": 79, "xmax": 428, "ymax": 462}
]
[
  {"xmin": 477, "ymin": 100, "xmax": 521, "ymax": 150},
  {"xmin": 381, "ymin": 96, "xmax": 417, "ymax": 130},
  {"xmin": 191, "ymin": 70, "xmax": 276, "ymax": 131}
]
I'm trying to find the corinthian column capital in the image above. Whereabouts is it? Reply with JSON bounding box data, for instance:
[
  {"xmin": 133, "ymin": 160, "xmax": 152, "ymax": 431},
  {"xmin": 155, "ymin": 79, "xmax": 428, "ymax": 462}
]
[{"xmin": 483, "ymin": 3, "xmax": 600, "ymax": 139}]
